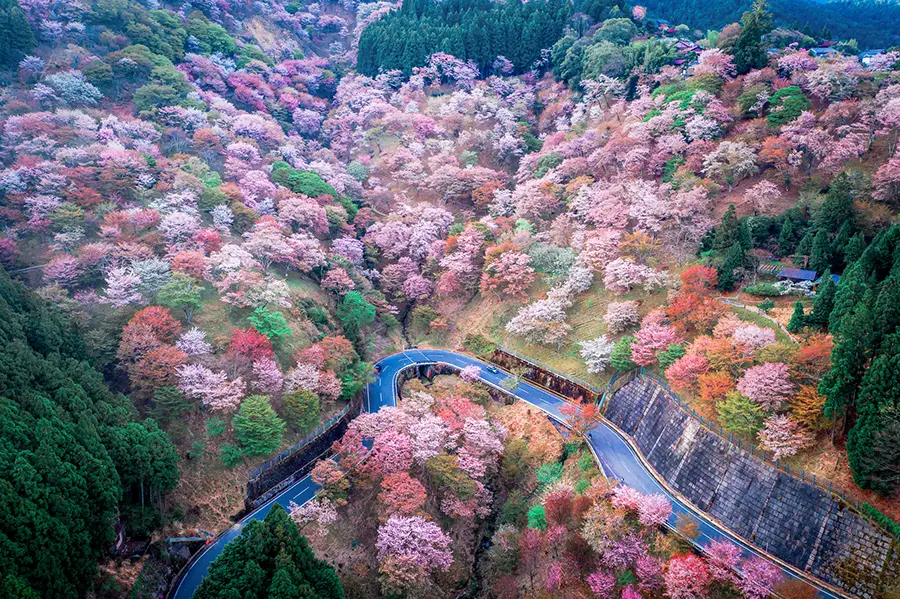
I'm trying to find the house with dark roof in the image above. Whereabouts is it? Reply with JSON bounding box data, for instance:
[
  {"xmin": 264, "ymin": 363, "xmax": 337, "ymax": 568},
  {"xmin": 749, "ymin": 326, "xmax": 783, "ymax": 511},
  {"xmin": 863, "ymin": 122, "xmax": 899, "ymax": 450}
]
[
  {"xmin": 810, "ymin": 47, "xmax": 838, "ymax": 58},
  {"xmin": 777, "ymin": 267, "xmax": 818, "ymax": 282},
  {"xmin": 859, "ymin": 50, "xmax": 885, "ymax": 66}
]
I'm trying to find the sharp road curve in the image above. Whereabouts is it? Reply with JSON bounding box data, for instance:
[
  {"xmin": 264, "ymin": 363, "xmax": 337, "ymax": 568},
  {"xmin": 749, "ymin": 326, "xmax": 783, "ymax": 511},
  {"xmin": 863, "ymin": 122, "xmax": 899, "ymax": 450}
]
[{"xmin": 171, "ymin": 349, "xmax": 843, "ymax": 599}]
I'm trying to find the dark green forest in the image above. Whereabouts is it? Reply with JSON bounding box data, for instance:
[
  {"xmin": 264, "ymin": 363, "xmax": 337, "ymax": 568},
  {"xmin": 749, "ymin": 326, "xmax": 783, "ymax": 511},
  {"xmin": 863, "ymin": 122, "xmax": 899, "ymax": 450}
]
[
  {"xmin": 819, "ymin": 224, "xmax": 900, "ymax": 495},
  {"xmin": 642, "ymin": 0, "xmax": 900, "ymax": 49},
  {"xmin": 194, "ymin": 504, "xmax": 344, "ymax": 599},
  {"xmin": 0, "ymin": 268, "xmax": 179, "ymax": 599},
  {"xmin": 356, "ymin": 0, "xmax": 574, "ymax": 76}
]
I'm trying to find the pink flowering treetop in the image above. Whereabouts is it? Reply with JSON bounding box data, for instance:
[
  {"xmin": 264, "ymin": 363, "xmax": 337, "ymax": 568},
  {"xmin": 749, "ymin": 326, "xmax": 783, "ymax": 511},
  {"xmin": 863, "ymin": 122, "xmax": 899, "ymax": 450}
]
[
  {"xmin": 603, "ymin": 258, "xmax": 669, "ymax": 294},
  {"xmin": 375, "ymin": 515, "xmax": 453, "ymax": 587},
  {"xmin": 631, "ymin": 322, "xmax": 682, "ymax": 366},
  {"xmin": 664, "ymin": 554, "xmax": 710, "ymax": 599},
  {"xmin": 251, "ymin": 358, "xmax": 284, "ymax": 394},
  {"xmin": 372, "ymin": 430, "xmax": 414, "ymax": 476},
  {"xmin": 604, "ymin": 300, "xmax": 640, "ymax": 334},
  {"xmin": 459, "ymin": 364, "xmax": 482, "ymax": 383},
  {"xmin": 704, "ymin": 540, "xmax": 741, "ymax": 584},
  {"xmin": 665, "ymin": 353, "xmax": 710, "ymax": 395},
  {"xmin": 757, "ymin": 414, "xmax": 815, "ymax": 459},
  {"xmin": 738, "ymin": 556, "xmax": 784, "ymax": 599},
  {"xmin": 479, "ymin": 250, "xmax": 536, "ymax": 298},
  {"xmin": 177, "ymin": 364, "xmax": 246, "ymax": 411},
  {"xmin": 732, "ymin": 324, "xmax": 776, "ymax": 353},
  {"xmin": 176, "ymin": 328, "xmax": 212, "ymax": 355},
  {"xmin": 736, "ymin": 362, "xmax": 795, "ymax": 410},
  {"xmin": 322, "ymin": 267, "xmax": 355, "ymax": 295},
  {"xmin": 505, "ymin": 298, "xmax": 572, "ymax": 346},
  {"xmin": 636, "ymin": 493, "xmax": 672, "ymax": 527},
  {"xmin": 104, "ymin": 267, "xmax": 143, "ymax": 308},
  {"xmin": 743, "ymin": 180, "xmax": 782, "ymax": 215}
]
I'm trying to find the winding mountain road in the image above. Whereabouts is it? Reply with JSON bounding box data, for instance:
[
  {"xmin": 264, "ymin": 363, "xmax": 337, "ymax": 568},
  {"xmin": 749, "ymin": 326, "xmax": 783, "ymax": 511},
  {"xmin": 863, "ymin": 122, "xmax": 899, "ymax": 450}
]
[{"xmin": 170, "ymin": 348, "xmax": 844, "ymax": 599}]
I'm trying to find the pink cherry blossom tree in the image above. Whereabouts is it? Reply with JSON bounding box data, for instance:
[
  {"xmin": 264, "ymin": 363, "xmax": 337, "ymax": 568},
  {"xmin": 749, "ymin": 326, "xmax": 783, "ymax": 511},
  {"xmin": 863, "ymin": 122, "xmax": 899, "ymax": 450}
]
[
  {"xmin": 375, "ymin": 515, "xmax": 453, "ymax": 588},
  {"xmin": 738, "ymin": 556, "xmax": 784, "ymax": 599},
  {"xmin": 176, "ymin": 328, "xmax": 212, "ymax": 355},
  {"xmin": 505, "ymin": 298, "xmax": 571, "ymax": 347},
  {"xmin": 480, "ymin": 250, "xmax": 536, "ymax": 298},
  {"xmin": 757, "ymin": 414, "xmax": 815, "ymax": 459},
  {"xmin": 704, "ymin": 540, "xmax": 741, "ymax": 584},
  {"xmin": 732, "ymin": 324, "xmax": 776, "ymax": 353},
  {"xmin": 631, "ymin": 322, "xmax": 682, "ymax": 366},
  {"xmin": 104, "ymin": 267, "xmax": 143, "ymax": 308},
  {"xmin": 736, "ymin": 362, "xmax": 795, "ymax": 410},
  {"xmin": 743, "ymin": 180, "xmax": 782, "ymax": 216},
  {"xmin": 665, "ymin": 353, "xmax": 710, "ymax": 395},
  {"xmin": 637, "ymin": 493, "xmax": 672, "ymax": 526},
  {"xmin": 372, "ymin": 430, "xmax": 414, "ymax": 475},
  {"xmin": 322, "ymin": 268, "xmax": 355, "ymax": 294},
  {"xmin": 873, "ymin": 156, "xmax": 900, "ymax": 204},
  {"xmin": 603, "ymin": 258, "xmax": 669, "ymax": 294},
  {"xmin": 177, "ymin": 364, "xmax": 246, "ymax": 411},
  {"xmin": 604, "ymin": 300, "xmax": 640, "ymax": 334},
  {"xmin": 664, "ymin": 554, "xmax": 710, "ymax": 599},
  {"xmin": 252, "ymin": 358, "xmax": 284, "ymax": 394}
]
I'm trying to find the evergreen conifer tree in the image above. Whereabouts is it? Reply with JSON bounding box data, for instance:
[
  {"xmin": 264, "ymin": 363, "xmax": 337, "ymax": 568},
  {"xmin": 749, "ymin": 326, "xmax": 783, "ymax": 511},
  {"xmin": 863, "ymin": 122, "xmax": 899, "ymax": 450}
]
[
  {"xmin": 195, "ymin": 504, "xmax": 344, "ymax": 599},
  {"xmin": 809, "ymin": 229, "xmax": 832, "ymax": 274},
  {"xmin": 808, "ymin": 269, "xmax": 836, "ymax": 329},
  {"xmin": 787, "ymin": 301, "xmax": 806, "ymax": 333}
]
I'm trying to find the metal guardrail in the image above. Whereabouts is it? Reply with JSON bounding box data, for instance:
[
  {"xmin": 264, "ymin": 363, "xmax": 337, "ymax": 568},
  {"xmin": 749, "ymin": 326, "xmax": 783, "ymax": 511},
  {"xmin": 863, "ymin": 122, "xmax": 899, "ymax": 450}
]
[
  {"xmin": 248, "ymin": 404, "xmax": 352, "ymax": 483},
  {"xmin": 497, "ymin": 344, "xmax": 603, "ymax": 395}
]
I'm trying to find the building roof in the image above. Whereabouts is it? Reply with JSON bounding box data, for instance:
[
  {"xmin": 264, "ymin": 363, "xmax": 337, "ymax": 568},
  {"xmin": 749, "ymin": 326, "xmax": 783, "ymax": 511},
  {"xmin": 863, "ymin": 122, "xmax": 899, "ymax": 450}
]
[
  {"xmin": 778, "ymin": 267, "xmax": 818, "ymax": 281},
  {"xmin": 814, "ymin": 274, "xmax": 841, "ymax": 285}
]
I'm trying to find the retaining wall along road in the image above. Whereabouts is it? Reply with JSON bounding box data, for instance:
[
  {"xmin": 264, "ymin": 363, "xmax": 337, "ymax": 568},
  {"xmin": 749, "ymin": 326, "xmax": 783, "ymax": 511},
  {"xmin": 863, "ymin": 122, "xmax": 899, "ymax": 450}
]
[{"xmin": 605, "ymin": 377, "xmax": 899, "ymax": 599}]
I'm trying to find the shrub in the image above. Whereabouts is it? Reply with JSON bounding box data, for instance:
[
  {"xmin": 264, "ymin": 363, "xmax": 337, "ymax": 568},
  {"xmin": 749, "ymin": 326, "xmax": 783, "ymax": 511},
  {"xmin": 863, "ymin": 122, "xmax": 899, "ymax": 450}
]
[
  {"xmin": 527, "ymin": 504, "xmax": 548, "ymax": 530},
  {"xmin": 536, "ymin": 462, "xmax": 564, "ymax": 486}
]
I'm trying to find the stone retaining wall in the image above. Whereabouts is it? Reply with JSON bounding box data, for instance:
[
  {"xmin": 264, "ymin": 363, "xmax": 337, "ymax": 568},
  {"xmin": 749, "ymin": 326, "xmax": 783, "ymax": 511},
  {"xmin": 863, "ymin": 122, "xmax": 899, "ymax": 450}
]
[{"xmin": 606, "ymin": 377, "xmax": 899, "ymax": 598}]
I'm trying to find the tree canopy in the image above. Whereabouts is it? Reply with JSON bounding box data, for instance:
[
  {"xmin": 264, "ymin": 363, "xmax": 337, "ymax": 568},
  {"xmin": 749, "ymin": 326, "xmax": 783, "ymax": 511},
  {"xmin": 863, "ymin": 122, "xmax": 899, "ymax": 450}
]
[
  {"xmin": 0, "ymin": 268, "xmax": 178, "ymax": 598},
  {"xmin": 194, "ymin": 503, "xmax": 344, "ymax": 599}
]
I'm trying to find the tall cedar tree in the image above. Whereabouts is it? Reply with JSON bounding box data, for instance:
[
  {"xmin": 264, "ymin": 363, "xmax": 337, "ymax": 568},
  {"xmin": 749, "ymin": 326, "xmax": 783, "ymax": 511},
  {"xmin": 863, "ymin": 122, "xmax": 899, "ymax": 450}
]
[
  {"xmin": 809, "ymin": 229, "xmax": 832, "ymax": 274},
  {"xmin": 0, "ymin": 268, "xmax": 178, "ymax": 599},
  {"xmin": 732, "ymin": 0, "xmax": 772, "ymax": 75},
  {"xmin": 0, "ymin": 0, "xmax": 35, "ymax": 68},
  {"xmin": 816, "ymin": 172, "xmax": 857, "ymax": 233},
  {"xmin": 714, "ymin": 204, "xmax": 740, "ymax": 250},
  {"xmin": 717, "ymin": 241, "xmax": 745, "ymax": 291},
  {"xmin": 194, "ymin": 503, "xmax": 344, "ymax": 599},
  {"xmin": 787, "ymin": 301, "xmax": 806, "ymax": 333},
  {"xmin": 808, "ymin": 269, "xmax": 835, "ymax": 329},
  {"xmin": 849, "ymin": 332, "xmax": 900, "ymax": 494}
]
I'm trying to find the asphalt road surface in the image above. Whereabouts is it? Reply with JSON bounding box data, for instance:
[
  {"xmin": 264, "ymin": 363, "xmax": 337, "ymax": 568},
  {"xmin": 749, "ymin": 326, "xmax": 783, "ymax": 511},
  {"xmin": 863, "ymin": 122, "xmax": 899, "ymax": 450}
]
[{"xmin": 171, "ymin": 349, "xmax": 842, "ymax": 599}]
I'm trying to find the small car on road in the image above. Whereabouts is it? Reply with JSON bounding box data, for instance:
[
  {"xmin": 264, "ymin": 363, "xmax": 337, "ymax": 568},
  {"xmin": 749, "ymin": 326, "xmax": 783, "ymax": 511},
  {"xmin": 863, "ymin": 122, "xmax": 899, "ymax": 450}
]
[{"xmin": 485, "ymin": 365, "xmax": 500, "ymax": 374}]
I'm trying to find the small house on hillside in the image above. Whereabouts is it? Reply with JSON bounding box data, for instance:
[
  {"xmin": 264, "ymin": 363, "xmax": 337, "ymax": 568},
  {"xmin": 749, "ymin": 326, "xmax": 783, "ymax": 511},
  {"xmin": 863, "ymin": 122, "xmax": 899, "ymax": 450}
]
[
  {"xmin": 777, "ymin": 267, "xmax": 818, "ymax": 282},
  {"xmin": 859, "ymin": 50, "xmax": 885, "ymax": 66},
  {"xmin": 674, "ymin": 39, "xmax": 701, "ymax": 54},
  {"xmin": 811, "ymin": 47, "xmax": 838, "ymax": 58}
]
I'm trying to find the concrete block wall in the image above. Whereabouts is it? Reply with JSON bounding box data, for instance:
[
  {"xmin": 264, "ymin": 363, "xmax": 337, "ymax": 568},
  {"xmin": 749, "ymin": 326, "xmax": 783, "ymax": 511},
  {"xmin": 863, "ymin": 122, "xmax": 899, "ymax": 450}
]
[{"xmin": 605, "ymin": 378, "xmax": 900, "ymax": 598}]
